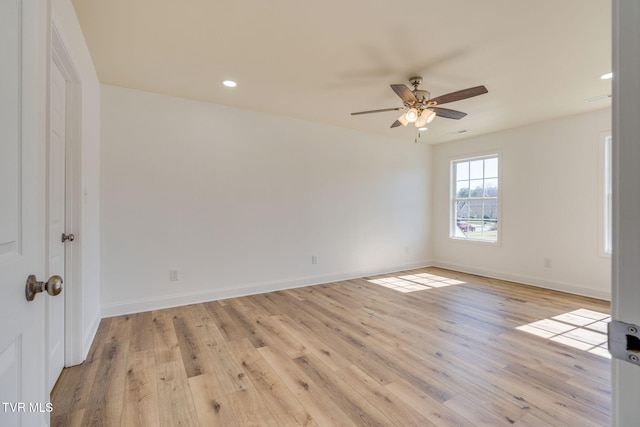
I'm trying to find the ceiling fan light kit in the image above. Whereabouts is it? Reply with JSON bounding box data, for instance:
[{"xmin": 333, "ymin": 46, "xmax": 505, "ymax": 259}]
[
  {"xmin": 405, "ymin": 108, "xmax": 419, "ymax": 122},
  {"xmin": 415, "ymin": 109, "xmax": 436, "ymax": 128},
  {"xmin": 426, "ymin": 109, "xmax": 436, "ymax": 123},
  {"xmin": 414, "ymin": 112, "xmax": 428, "ymax": 128},
  {"xmin": 351, "ymin": 76, "xmax": 488, "ymax": 131}
]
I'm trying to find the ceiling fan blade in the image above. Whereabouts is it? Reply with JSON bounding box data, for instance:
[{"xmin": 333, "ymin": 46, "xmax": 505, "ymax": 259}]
[
  {"xmin": 390, "ymin": 84, "xmax": 417, "ymax": 104},
  {"xmin": 430, "ymin": 86, "xmax": 488, "ymax": 105},
  {"xmin": 432, "ymin": 107, "xmax": 467, "ymax": 120},
  {"xmin": 351, "ymin": 107, "xmax": 404, "ymax": 116},
  {"xmin": 390, "ymin": 120, "xmax": 403, "ymax": 128}
]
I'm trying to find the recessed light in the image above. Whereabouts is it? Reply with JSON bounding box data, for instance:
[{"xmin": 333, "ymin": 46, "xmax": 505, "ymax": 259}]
[
  {"xmin": 222, "ymin": 80, "xmax": 237, "ymax": 87},
  {"xmin": 600, "ymin": 72, "xmax": 613, "ymax": 80}
]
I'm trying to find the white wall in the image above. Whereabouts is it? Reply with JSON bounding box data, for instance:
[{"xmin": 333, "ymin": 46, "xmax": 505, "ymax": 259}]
[
  {"xmin": 432, "ymin": 108, "xmax": 612, "ymax": 300},
  {"xmin": 100, "ymin": 85, "xmax": 432, "ymax": 316},
  {"xmin": 52, "ymin": 0, "xmax": 102, "ymax": 360}
]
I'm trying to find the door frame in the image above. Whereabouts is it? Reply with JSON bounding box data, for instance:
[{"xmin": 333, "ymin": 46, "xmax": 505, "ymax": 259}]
[{"xmin": 50, "ymin": 21, "xmax": 83, "ymax": 367}]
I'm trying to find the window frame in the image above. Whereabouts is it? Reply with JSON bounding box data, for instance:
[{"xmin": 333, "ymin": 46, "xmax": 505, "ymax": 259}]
[{"xmin": 450, "ymin": 152, "xmax": 501, "ymax": 244}]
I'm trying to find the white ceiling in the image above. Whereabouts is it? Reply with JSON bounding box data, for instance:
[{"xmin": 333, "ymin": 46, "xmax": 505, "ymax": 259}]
[{"xmin": 71, "ymin": 0, "xmax": 611, "ymax": 144}]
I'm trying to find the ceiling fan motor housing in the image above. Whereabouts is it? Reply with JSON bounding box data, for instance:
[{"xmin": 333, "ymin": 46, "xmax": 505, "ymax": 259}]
[{"xmin": 413, "ymin": 90, "xmax": 430, "ymax": 104}]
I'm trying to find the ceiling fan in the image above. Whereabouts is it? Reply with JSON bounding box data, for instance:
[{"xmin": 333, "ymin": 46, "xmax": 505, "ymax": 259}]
[{"xmin": 351, "ymin": 76, "xmax": 488, "ymax": 129}]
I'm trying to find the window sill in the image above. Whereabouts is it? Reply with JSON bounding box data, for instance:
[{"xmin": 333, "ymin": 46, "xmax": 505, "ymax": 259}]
[{"xmin": 449, "ymin": 236, "xmax": 501, "ymax": 246}]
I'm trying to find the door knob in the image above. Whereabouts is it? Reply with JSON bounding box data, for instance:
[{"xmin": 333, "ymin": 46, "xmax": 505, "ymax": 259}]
[
  {"xmin": 25, "ymin": 275, "xmax": 63, "ymax": 301},
  {"xmin": 61, "ymin": 233, "xmax": 75, "ymax": 242}
]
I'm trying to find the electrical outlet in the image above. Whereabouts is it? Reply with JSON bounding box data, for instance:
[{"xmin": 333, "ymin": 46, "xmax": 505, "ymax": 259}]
[
  {"xmin": 543, "ymin": 258, "xmax": 553, "ymax": 268},
  {"xmin": 169, "ymin": 269, "xmax": 179, "ymax": 281},
  {"xmin": 311, "ymin": 255, "xmax": 318, "ymax": 265}
]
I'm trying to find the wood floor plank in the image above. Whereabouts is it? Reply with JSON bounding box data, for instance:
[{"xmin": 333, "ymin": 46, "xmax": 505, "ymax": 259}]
[
  {"xmin": 128, "ymin": 311, "xmax": 154, "ymax": 353},
  {"xmin": 124, "ymin": 313, "xmax": 158, "ymax": 426},
  {"xmin": 222, "ymin": 301, "xmax": 270, "ymax": 348},
  {"xmin": 173, "ymin": 312, "xmax": 213, "ymax": 378},
  {"xmin": 292, "ymin": 285, "xmax": 373, "ymax": 338},
  {"xmin": 565, "ymin": 369, "xmax": 612, "ymax": 398},
  {"xmin": 504, "ymin": 361, "xmax": 610, "ymax": 415},
  {"xmin": 152, "ymin": 309, "xmax": 181, "ymax": 364},
  {"xmin": 51, "ymin": 409, "xmax": 85, "ymax": 427},
  {"xmin": 188, "ymin": 373, "xmax": 238, "ymax": 427},
  {"xmin": 228, "ymin": 338, "xmax": 317, "ymax": 426},
  {"xmin": 50, "ymin": 359, "xmax": 99, "ymax": 414},
  {"xmin": 337, "ymin": 364, "xmax": 436, "ymax": 427},
  {"xmin": 293, "ymin": 353, "xmax": 396, "ymax": 426},
  {"xmin": 121, "ymin": 354, "xmax": 159, "ymax": 427},
  {"xmin": 499, "ymin": 328, "xmax": 611, "ymax": 386},
  {"xmin": 258, "ymin": 345, "xmax": 358, "ymax": 427},
  {"xmin": 384, "ymin": 379, "xmax": 476, "ymax": 427},
  {"xmin": 156, "ymin": 360, "xmax": 200, "ymax": 427},
  {"xmin": 444, "ymin": 394, "xmax": 517, "ymax": 426},
  {"xmin": 52, "ymin": 267, "xmax": 611, "ymax": 426},
  {"xmin": 264, "ymin": 291, "xmax": 404, "ymax": 386},
  {"xmin": 444, "ymin": 341, "xmax": 609, "ymax": 427},
  {"xmin": 368, "ymin": 333, "xmax": 530, "ymax": 425},
  {"xmin": 513, "ymin": 412, "xmax": 555, "ymax": 427},
  {"xmin": 270, "ymin": 312, "xmax": 353, "ymax": 371},
  {"xmin": 190, "ymin": 303, "xmax": 252, "ymax": 394},
  {"xmin": 225, "ymin": 387, "xmax": 279, "ymax": 427},
  {"xmin": 240, "ymin": 298, "xmax": 308, "ymax": 359},
  {"xmin": 203, "ymin": 300, "xmax": 248, "ymax": 342},
  {"xmin": 80, "ymin": 338, "xmax": 129, "ymax": 426},
  {"xmin": 427, "ymin": 353, "xmax": 531, "ymax": 424}
]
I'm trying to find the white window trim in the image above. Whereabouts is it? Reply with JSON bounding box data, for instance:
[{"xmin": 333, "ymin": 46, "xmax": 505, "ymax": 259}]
[
  {"xmin": 598, "ymin": 131, "xmax": 612, "ymax": 257},
  {"xmin": 449, "ymin": 150, "xmax": 501, "ymax": 244}
]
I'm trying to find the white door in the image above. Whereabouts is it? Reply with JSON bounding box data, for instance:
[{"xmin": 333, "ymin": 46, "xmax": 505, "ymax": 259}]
[
  {"xmin": 47, "ymin": 58, "xmax": 67, "ymax": 392},
  {"xmin": 0, "ymin": 1, "xmax": 49, "ymax": 427},
  {"xmin": 611, "ymin": 1, "xmax": 640, "ymax": 425}
]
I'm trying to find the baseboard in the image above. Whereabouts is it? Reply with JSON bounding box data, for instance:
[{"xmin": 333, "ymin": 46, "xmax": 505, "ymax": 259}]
[
  {"xmin": 431, "ymin": 260, "xmax": 611, "ymax": 301},
  {"xmin": 100, "ymin": 260, "xmax": 433, "ymax": 317}
]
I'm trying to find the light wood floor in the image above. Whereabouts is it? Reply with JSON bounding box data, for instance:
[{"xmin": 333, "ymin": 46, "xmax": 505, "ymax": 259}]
[{"xmin": 51, "ymin": 267, "xmax": 611, "ymax": 426}]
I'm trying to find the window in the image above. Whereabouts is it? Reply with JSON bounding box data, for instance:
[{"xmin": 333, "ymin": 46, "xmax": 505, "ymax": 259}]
[
  {"xmin": 451, "ymin": 154, "xmax": 499, "ymax": 242},
  {"xmin": 602, "ymin": 133, "xmax": 612, "ymax": 255}
]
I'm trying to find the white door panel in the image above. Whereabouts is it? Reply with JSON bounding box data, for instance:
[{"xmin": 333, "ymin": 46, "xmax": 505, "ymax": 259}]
[
  {"xmin": 0, "ymin": 2, "xmax": 21, "ymax": 261},
  {"xmin": 0, "ymin": 1, "xmax": 48, "ymax": 426}
]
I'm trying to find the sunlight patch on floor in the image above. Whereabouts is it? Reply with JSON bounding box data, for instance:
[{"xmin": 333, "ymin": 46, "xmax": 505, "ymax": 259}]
[
  {"xmin": 516, "ymin": 308, "xmax": 611, "ymax": 358},
  {"xmin": 368, "ymin": 273, "xmax": 466, "ymax": 293}
]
